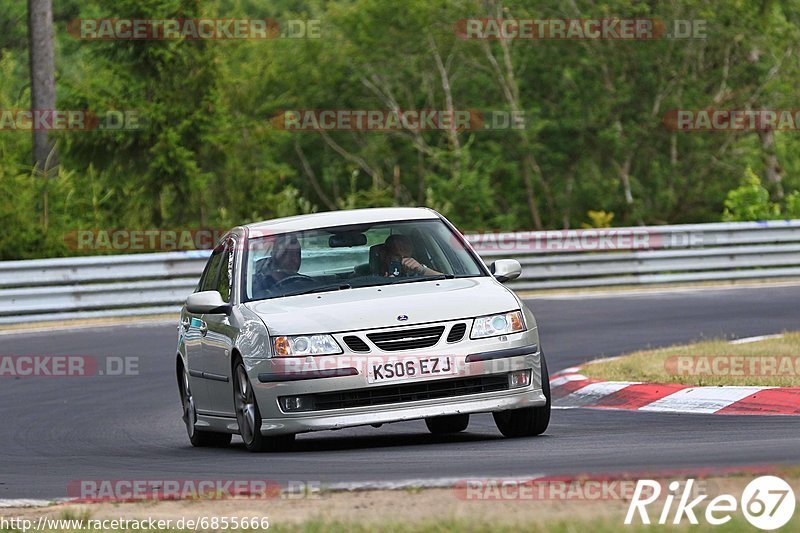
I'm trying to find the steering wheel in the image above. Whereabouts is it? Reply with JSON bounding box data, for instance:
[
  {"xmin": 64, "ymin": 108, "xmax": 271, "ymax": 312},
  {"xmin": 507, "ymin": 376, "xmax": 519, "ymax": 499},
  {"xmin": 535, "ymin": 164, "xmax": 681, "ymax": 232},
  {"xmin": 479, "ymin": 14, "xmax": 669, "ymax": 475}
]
[{"xmin": 273, "ymin": 273, "xmax": 313, "ymax": 289}]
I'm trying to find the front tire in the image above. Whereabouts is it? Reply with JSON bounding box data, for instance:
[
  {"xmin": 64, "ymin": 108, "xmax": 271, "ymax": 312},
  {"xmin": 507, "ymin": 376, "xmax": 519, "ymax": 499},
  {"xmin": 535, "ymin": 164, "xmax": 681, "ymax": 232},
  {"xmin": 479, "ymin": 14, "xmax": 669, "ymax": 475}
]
[
  {"xmin": 233, "ymin": 362, "xmax": 295, "ymax": 452},
  {"xmin": 179, "ymin": 366, "xmax": 232, "ymax": 447},
  {"xmin": 425, "ymin": 414, "xmax": 470, "ymax": 434},
  {"xmin": 493, "ymin": 352, "xmax": 551, "ymax": 438}
]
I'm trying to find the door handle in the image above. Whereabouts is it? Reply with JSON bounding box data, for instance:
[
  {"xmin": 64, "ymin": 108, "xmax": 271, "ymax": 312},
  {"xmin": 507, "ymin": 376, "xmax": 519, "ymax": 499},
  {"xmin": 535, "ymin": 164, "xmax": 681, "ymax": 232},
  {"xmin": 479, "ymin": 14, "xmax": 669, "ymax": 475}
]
[
  {"xmin": 181, "ymin": 317, "xmax": 191, "ymax": 330},
  {"xmin": 199, "ymin": 322, "xmax": 208, "ymax": 336}
]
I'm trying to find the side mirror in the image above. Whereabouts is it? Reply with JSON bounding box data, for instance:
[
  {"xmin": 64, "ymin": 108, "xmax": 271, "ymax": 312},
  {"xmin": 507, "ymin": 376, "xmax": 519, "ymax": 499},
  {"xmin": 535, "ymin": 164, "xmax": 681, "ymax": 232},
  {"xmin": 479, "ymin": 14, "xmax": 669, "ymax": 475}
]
[
  {"xmin": 186, "ymin": 290, "xmax": 231, "ymax": 315},
  {"xmin": 490, "ymin": 259, "xmax": 521, "ymax": 283}
]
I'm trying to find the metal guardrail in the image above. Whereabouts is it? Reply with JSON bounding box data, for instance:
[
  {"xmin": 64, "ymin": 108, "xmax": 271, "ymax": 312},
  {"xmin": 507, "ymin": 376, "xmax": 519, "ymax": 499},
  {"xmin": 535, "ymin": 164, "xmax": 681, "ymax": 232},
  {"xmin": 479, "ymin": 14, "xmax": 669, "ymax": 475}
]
[{"xmin": 1, "ymin": 220, "xmax": 799, "ymax": 324}]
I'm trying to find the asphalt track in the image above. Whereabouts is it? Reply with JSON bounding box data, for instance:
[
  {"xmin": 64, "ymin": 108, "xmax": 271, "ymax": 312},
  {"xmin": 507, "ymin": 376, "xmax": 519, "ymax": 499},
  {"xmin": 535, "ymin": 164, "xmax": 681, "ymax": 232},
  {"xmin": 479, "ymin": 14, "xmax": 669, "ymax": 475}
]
[{"xmin": 2, "ymin": 284, "xmax": 800, "ymax": 499}]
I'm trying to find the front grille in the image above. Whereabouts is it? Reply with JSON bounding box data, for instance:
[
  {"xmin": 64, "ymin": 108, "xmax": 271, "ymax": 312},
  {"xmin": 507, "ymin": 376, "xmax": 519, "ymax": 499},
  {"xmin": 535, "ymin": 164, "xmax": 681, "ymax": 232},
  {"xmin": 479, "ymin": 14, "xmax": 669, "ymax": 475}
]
[
  {"xmin": 367, "ymin": 326, "xmax": 445, "ymax": 351},
  {"xmin": 285, "ymin": 374, "xmax": 510, "ymax": 411},
  {"xmin": 446, "ymin": 323, "xmax": 467, "ymax": 343},
  {"xmin": 343, "ymin": 335, "xmax": 370, "ymax": 352}
]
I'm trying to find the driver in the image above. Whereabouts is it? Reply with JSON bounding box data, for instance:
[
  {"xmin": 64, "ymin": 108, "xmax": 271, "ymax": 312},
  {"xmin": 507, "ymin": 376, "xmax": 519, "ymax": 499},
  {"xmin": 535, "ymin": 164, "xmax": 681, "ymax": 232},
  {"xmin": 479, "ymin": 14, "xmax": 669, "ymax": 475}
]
[{"xmin": 255, "ymin": 234, "xmax": 302, "ymax": 293}]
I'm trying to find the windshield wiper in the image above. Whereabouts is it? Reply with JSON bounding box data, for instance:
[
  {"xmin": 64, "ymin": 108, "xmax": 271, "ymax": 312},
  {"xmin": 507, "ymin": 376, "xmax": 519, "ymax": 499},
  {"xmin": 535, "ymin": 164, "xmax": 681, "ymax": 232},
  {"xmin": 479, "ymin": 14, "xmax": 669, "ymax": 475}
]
[
  {"xmin": 285, "ymin": 283, "xmax": 353, "ymax": 296},
  {"xmin": 388, "ymin": 274, "xmax": 455, "ymax": 285}
]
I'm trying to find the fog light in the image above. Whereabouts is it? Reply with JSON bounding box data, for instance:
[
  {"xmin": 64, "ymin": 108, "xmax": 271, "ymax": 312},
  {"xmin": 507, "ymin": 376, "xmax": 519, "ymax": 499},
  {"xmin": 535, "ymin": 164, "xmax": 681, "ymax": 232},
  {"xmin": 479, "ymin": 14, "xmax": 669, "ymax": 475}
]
[
  {"xmin": 280, "ymin": 395, "xmax": 315, "ymax": 412},
  {"xmin": 508, "ymin": 370, "xmax": 531, "ymax": 389}
]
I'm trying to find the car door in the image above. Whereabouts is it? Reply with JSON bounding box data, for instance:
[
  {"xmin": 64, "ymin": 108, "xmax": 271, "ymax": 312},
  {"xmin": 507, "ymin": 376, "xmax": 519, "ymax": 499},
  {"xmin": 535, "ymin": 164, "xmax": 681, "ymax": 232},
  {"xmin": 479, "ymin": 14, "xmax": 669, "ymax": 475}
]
[
  {"xmin": 200, "ymin": 237, "xmax": 238, "ymax": 416},
  {"xmin": 185, "ymin": 245, "xmax": 226, "ymax": 413}
]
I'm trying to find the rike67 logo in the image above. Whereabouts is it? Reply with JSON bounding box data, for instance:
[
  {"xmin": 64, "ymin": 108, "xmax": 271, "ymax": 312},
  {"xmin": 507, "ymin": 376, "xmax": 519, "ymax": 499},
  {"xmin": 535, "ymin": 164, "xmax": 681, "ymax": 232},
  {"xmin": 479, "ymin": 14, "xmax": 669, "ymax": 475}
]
[{"xmin": 625, "ymin": 476, "xmax": 796, "ymax": 530}]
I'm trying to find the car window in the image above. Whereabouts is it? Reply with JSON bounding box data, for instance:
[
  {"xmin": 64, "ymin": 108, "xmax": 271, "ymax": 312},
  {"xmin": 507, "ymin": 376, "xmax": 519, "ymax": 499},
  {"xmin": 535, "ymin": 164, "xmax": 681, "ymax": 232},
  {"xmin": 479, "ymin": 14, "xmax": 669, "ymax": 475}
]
[
  {"xmin": 244, "ymin": 219, "xmax": 486, "ymax": 302},
  {"xmin": 216, "ymin": 242, "xmax": 233, "ymax": 303},
  {"xmin": 199, "ymin": 247, "xmax": 225, "ymax": 293}
]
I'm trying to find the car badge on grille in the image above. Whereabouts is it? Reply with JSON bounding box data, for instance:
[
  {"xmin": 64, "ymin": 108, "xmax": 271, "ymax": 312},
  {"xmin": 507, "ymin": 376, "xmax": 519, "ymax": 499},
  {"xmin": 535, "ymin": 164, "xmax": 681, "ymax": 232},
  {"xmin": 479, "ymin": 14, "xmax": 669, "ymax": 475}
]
[{"xmin": 397, "ymin": 315, "xmax": 409, "ymax": 321}]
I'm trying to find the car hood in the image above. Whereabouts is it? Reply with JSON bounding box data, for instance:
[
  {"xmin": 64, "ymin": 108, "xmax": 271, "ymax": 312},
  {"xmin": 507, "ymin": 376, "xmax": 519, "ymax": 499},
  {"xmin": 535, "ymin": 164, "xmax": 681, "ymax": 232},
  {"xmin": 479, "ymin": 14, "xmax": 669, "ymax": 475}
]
[{"xmin": 244, "ymin": 277, "xmax": 519, "ymax": 335}]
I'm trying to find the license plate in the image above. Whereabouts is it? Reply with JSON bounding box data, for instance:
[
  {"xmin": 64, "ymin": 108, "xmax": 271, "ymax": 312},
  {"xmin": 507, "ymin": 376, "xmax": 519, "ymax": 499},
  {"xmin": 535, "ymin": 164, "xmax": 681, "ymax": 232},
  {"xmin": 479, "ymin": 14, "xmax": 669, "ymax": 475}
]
[{"xmin": 367, "ymin": 356, "xmax": 458, "ymax": 384}]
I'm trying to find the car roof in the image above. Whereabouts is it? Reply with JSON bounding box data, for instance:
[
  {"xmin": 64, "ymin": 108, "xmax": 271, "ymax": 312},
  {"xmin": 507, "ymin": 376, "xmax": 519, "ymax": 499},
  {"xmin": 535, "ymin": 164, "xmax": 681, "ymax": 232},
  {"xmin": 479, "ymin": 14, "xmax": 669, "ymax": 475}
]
[{"xmin": 244, "ymin": 207, "xmax": 441, "ymax": 236}]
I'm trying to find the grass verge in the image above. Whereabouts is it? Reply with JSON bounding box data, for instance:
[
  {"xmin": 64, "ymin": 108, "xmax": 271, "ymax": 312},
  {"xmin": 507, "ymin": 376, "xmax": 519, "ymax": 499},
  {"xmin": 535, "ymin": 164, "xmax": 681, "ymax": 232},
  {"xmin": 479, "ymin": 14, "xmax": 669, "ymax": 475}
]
[
  {"xmin": 0, "ymin": 518, "xmax": 775, "ymax": 533},
  {"xmin": 581, "ymin": 331, "xmax": 800, "ymax": 387},
  {"xmin": 2, "ymin": 471, "xmax": 797, "ymax": 532}
]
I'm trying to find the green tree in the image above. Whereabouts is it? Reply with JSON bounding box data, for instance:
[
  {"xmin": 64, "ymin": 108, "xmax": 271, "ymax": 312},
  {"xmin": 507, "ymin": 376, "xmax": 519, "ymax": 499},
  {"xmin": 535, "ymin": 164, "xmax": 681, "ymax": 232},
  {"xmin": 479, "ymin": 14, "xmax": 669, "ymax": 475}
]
[{"xmin": 722, "ymin": 168, "xmax": 780, "ymax": 221}]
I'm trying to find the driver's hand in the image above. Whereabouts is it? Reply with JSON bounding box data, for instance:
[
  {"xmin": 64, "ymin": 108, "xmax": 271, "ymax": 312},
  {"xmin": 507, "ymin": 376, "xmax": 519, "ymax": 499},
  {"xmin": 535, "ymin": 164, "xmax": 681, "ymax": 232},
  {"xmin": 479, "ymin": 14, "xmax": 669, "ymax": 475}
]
[{"xmin": 401, "ymin": 257, "xmax": 425, "ymax": 274}]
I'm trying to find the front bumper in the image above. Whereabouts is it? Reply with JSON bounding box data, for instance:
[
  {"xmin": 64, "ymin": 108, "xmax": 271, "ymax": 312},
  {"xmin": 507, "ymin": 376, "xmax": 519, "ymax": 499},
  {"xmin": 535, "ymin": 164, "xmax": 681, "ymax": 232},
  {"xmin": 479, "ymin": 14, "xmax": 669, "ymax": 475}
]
[
  {"xmin": 247, "ymin": 339, "xmax": 545, "ymax": 435},
  {"xmin": 259, "ymin": 385, "xmax": 545, "ymax": 435}
]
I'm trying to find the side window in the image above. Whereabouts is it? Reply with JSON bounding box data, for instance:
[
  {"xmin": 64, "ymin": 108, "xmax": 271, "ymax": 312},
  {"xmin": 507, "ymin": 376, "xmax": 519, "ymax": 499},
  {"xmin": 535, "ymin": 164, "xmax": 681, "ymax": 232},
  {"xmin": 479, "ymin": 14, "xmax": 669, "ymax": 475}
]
[
  {"xmin": 199, "ymin": 248, "xmax": 225, "ymax": 292},
  {"xmin": 216, "ymin": 242, "xmax": 234, "ymax": 303}
]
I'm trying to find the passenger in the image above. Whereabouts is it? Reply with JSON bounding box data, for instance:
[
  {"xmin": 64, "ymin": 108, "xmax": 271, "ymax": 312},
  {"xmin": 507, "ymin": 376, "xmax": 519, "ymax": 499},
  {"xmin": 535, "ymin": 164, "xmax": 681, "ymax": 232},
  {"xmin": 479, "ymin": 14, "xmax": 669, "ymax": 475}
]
[{"xmin": 381, "ymin": 234, "xmax": 440, "ymax": 277}]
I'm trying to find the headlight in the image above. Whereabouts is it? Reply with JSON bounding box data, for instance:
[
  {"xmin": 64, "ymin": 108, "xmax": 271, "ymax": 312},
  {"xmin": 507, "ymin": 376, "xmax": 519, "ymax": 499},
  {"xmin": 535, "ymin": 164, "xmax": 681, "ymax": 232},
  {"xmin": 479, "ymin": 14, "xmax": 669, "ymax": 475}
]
[
  {"xmin": 470, "ymin": 310, "xmax": 525, "ymax": 339},
  {"xmin": 272, "ymin": 335, "xmax": 342, "ymax": 356}
]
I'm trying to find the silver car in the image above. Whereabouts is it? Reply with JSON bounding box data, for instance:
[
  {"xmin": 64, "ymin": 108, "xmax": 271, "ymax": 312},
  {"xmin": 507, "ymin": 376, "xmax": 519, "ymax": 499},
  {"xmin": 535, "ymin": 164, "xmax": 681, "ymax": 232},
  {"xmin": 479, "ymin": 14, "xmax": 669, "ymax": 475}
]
[{"xmin": 176, "ymin": 207, "xmax": 550, "ymax": 452}]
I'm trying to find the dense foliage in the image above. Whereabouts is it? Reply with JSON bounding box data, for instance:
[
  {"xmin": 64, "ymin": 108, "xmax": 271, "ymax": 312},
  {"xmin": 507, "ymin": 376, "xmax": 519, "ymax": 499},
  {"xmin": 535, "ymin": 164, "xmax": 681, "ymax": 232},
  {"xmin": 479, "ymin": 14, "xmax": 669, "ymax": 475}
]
[{"xmin": 2, "ymin": 0, "xmax": 800, "ymax": 259}]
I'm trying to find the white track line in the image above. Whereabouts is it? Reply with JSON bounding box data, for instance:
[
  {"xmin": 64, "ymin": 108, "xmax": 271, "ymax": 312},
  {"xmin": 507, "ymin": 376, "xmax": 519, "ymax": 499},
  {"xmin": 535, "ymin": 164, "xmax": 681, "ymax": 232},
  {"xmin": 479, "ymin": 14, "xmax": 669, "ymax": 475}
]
[
  {"xmin": 526, "ymin": 280, "xmax": 800, "ymax": 300},
  {"xmin": 0, "ymin": 477, "xmax": 554, "ymax": 507},
  {"xmin": 550, "ymin": 374, "xmax": 589, "ymax": 387},
  {"xmin": 729, "ymin": 334, "xmax": 784, "ymax": 345},
  {"xmin": 584, "ymin": 355, "xmax": 623, "ymax": 365},
  {"xmin": 323, "ymin": 475, "xmax": 547, "ymax": 492},
  {"xmin": 0, "ymin": 319, "xmax": 175, "ymax": 337},
  {"xmin": 0, "ymin": 499, "xmax": 63, "ymax": 508}
]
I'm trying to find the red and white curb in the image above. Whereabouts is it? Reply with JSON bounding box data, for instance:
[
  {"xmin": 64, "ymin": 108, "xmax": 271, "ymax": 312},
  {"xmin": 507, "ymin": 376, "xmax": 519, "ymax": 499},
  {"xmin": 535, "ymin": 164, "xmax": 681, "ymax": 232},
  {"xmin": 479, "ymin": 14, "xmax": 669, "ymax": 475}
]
[{"xmin": 550, "ymin": 367, "xmax": 800, "ymax": 415}]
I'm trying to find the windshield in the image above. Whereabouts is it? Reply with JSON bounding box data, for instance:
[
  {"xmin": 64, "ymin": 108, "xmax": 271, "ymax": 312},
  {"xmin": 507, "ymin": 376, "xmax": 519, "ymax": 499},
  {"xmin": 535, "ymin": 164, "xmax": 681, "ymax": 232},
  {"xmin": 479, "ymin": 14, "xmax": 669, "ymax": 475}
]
[{"xmin": 243, "ymin": 219, "xmax": 486, "ymax": 301}]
